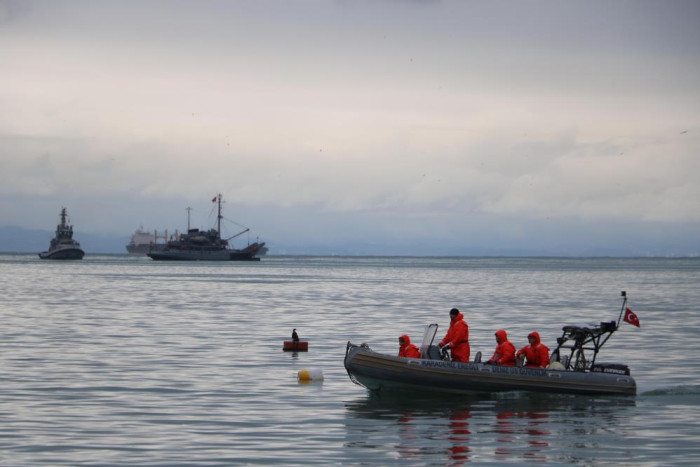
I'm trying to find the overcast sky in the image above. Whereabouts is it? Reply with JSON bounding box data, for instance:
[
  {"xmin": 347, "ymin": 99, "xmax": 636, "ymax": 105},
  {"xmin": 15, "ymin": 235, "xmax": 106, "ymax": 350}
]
[{"xmin": 1, "ymin": 0, "xmax": 699, "ymax": 255}]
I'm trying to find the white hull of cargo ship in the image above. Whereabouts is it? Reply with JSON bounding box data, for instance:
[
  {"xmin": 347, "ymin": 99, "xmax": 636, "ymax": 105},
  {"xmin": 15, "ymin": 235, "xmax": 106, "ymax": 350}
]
[{"xmin": 126, "ymin": 227, "xmax": 169, "ymax": 255}]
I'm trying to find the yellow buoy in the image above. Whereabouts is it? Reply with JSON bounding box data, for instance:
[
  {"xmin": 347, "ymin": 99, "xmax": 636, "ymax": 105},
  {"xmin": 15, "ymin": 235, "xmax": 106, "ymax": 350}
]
[{"xmin": 297, "ymin": 368, "xmax": 323, "ymax": 381}]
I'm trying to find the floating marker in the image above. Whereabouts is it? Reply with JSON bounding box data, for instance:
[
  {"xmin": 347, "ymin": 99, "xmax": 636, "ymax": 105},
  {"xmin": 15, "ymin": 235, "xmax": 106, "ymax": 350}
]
[
  {"xmin": 297, "ymin": 368, "xmax": 323, "ymax": 381},
  {"xmin": 283, "ymin": 341, "xmax": 308, "ymax": 352}
]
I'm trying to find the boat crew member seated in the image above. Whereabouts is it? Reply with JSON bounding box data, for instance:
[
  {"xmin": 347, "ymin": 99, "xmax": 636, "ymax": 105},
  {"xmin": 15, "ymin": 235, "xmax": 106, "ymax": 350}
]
[
  {"xmin": 438, "ymin": 308, "xmax": 470, "ymax": 362},
  {"xmin": 486, "ymin": 329, "xmax": 516, "ymax": 366},
  {"xmin": 398, "ymin": 334, "xmax": 421, "ymax": 358},
  {"xmin": 516, "ymin": 331, "xmax": 550, "ymax": 368}
]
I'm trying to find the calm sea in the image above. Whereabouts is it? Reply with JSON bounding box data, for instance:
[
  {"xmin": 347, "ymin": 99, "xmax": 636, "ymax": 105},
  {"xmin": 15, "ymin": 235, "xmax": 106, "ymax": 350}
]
[{"xmin": 1, "ymin": 254, "xmax": 699, "ymax": 465}]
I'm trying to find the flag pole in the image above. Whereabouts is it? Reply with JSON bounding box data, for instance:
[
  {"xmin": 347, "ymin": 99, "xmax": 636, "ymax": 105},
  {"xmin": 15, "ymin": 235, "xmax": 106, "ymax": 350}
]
[{"xmin": 616, "ymin": 291, "xmax": 627, "ymax": 330}]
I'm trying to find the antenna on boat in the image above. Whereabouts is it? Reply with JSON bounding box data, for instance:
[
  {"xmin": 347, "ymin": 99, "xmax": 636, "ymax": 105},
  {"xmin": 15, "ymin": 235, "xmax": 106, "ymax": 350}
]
[
  {"xmin": 186, "ymin": 207, "xmax": 192, "ymax": 231},
  {"xmin": 616, "ymin": 291, "xmax": 627, "ymax": 330}
]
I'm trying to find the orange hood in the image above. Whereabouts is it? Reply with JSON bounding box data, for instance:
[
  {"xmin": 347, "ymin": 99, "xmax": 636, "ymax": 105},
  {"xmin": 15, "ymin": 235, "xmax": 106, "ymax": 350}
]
[
  {"xmin": 495, "ymin": 329, "xmax": 508, "ymax": 344},
  {"xmin": 528, "ymin": 331, "xmax": 541, "ymax": 346},
  {"xmin": 451, "ymin": 312, "xmax": 465, "ymax": 324}
]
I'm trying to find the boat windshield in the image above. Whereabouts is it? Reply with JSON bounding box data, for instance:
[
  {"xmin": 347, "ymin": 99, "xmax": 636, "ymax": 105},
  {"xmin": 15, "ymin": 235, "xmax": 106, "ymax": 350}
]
[{"xmin": 419, "ymin": 324, "xmax": 438, "ymax": 356}]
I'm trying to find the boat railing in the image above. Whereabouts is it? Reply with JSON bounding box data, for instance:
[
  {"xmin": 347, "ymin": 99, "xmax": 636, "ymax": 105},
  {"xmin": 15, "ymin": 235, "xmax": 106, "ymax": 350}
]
[
  {"xmin": 552, "ymin": 321, "xmax": 617, "ymax": 371},
  {"xmin": 551, "ymin": 292, "xmax": 629, "ymax": 372}
]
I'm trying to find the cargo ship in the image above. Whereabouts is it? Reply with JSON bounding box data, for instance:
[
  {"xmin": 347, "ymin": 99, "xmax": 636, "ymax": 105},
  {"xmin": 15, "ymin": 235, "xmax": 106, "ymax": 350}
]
[{"xmin": 126, "ymin": 227, "xmax": 169, "ymax": 255}]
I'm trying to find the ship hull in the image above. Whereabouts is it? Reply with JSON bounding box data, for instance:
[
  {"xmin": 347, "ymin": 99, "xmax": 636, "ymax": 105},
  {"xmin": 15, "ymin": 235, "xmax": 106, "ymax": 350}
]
[
  {"xmin": 126, "ymin": 244, "xmax": 151, "ymax": 255},
  {"xmin": 127, "ymin": 243, "xmax": 166, "ymax": 255},
  {"xmin": 39, "ymin": 247, "xmax": 85, "ymax": 260},
  {"xmin": 147, "ymin": 242, "xmax": 265, "ymax": 261}
]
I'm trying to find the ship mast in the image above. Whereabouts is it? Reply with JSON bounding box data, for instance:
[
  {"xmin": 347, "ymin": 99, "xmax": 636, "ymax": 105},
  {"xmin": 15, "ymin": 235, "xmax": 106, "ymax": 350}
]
[
  {"xmin": 217, "ymin": 193, "xmax": 222, "ymax": 237},
  {"xmin": 60, "ymin": 207, "xmax": 68, "ymax": 228},
  {"xmin": 57, "ymin": 207, "xmax": 73, "ymax": 239}
]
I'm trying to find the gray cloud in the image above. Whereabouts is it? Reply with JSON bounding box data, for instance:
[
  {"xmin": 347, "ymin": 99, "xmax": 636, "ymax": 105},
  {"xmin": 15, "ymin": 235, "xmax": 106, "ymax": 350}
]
[{"xmin": 1, "ymin": 0, "xmax": 699, "ymax": 254}]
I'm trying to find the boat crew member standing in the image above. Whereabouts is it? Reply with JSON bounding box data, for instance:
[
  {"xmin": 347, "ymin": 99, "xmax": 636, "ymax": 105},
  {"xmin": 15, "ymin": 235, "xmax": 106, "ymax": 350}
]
[
  {"xmin": 487, "ymin": 329, "xmax": 516, "ymax": 366},
  {"xmin": 398, "ymin": 334, "xmax": 421, "ymax": 358},
  {"xmin": 516, "ymin": 331, "xmax": 550, "ymax": 368},
  {"xmin": 438, "ymin": 308, "xmax": 470, "ymax": 362}
]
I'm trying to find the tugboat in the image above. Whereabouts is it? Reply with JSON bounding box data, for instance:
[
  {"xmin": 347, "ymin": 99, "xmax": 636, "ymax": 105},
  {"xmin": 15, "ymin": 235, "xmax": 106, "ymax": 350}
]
[
  {"xmin": 38, "ymin": 207, "xmax": 85, "ymax": 260},
  {"xmin": 147, "ymin": 194, "xmax": 265, "ymax": 261}
]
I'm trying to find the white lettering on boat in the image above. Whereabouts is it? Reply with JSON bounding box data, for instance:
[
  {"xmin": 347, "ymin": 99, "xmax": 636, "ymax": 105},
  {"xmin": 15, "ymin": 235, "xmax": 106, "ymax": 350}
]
[{"xmin": 418, "ymin": 360, "xmax": 548, "ymax": 377}]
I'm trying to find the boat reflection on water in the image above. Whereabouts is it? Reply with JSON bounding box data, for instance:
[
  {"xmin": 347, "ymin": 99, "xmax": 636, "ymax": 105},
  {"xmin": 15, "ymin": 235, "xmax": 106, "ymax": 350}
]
[
  {"xmin": 343, "ymin": 392, "xmax": 635, "ymax": 464},
  {"xmin": 446, "ymin": 406, "xmax": 472, "ymax": 461},
  {"xmin": 492, "ymin": 404, "xmax": 550, "ymax": 460}
]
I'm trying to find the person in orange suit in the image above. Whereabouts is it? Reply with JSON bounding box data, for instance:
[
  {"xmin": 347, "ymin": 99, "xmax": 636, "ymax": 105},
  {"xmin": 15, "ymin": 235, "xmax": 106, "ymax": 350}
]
[
  {"xmin": 487, "ymin": 329, "xmax": 516, "ymax": 366},
  {"xmin": 398, "ymin": 334, "xmax": 421, "ymax": 358},
  {"xmin": 516, "ymin": 331, "xmax": 550, "ymax": 368},
  {"xmin": 438, "ymin": 308, "xmax": 470, "ymax": 362}
]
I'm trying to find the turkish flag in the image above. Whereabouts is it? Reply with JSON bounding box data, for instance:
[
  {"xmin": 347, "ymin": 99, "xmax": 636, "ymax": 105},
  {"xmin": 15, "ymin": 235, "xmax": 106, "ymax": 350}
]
[
  {"xmin": 212, "ymin": 196, "xmax": 217, "ymax": 202},
  {"xmin": 623, "ymin": 308, "xmax": 640, "ymax": 327}
]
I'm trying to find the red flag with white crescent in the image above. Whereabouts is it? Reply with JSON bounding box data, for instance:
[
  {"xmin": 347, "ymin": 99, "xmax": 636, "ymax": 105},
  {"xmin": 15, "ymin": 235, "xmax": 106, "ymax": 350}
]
[{"xmin": 623, "ymin": 308, "xmax": 640, "ymax": 327}]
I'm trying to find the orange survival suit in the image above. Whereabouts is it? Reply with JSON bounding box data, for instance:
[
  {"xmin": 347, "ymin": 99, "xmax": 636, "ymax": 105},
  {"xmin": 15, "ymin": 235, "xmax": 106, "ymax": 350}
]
[
  {"xmin": 439, "ymin": 311, "xmax": 470, "ymax": 362},
  {"xmin": 487, "ymin": 329, "xmax": 516, "ymax": 366},
  {"xmin": 516, "ymin": 331, "xmax": 550, "ymax": 368},
  {"xmin": 398, "ymin": 334, "xmax": 421, "ymax": 358}
]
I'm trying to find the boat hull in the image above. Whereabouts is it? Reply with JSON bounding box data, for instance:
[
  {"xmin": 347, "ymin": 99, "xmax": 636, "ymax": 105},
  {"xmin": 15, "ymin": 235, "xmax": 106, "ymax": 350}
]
[
  {"xmin": 39, "ymin": 247, "xmax": 85, "ymax": 260},
  {"xmin": 344, "ymin": 343, "xmax": 636, "ymax": 396},
  {"xmin": 147, "ymin": 242, "xmax": 265, "ymax": 261}
]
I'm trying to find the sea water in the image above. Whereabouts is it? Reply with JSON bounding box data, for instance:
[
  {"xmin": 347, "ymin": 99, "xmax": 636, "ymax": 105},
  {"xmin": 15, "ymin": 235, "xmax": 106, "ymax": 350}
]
[{"xmin": 1, "ymin": 254, "xmax": 699, "ymax": 465}]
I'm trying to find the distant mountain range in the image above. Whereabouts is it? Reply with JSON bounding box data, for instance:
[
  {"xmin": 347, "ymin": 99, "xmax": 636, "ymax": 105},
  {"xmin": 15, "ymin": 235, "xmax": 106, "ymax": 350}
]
[
  {"xmin": 1, "ymin": 225, "xmax": 552, "ymax": 256},
  {"xmin": 2, "ymin": 225, "xmax": 697, "ymax": 257}
]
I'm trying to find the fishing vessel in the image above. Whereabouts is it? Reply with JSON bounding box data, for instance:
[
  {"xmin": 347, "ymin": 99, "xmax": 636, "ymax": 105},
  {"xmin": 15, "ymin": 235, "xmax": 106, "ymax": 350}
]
[
  {"xmin": 147, "ymin": 194, "xmax": 265, "ymax": 261},
  {"xmin": 345, "ymin": 292, "xmax": 637, "ymax": 396},
  {"xmin": 126, "ymin": 227, "xmax": 169, "ymax": 255},
  {"xmin": 38, "ymin": 207, "xmax": 85, "ymax": 260}
]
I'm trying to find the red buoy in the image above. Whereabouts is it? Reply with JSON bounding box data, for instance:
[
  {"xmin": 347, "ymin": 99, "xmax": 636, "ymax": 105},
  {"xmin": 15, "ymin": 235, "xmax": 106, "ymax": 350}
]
[{"xmin": 283, "ymin": 341, "xmax": 308, "ymax": 352}]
